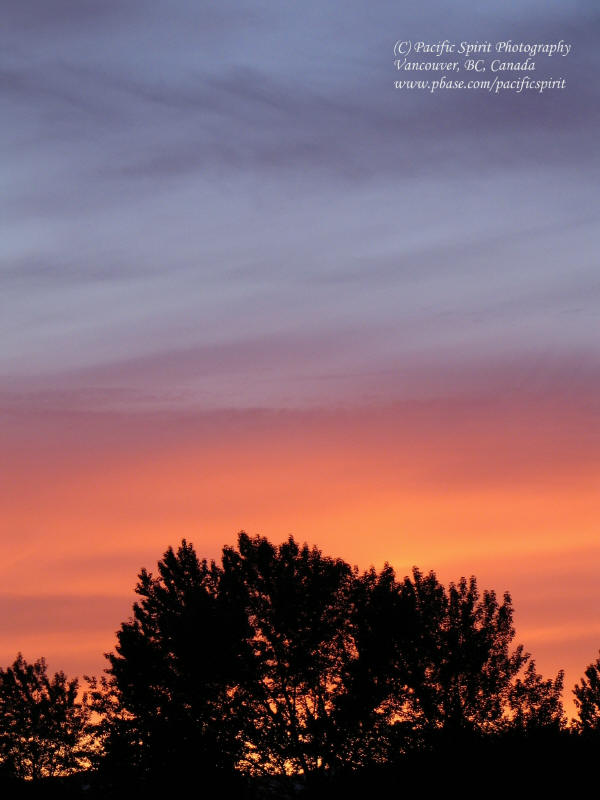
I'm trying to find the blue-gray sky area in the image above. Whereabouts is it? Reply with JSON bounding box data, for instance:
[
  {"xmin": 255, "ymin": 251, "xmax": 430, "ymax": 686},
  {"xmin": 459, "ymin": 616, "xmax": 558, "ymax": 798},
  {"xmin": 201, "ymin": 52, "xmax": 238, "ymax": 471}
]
[{"xmin": 2, "ymin": 0, "xmax": 598, "ymax": 410}]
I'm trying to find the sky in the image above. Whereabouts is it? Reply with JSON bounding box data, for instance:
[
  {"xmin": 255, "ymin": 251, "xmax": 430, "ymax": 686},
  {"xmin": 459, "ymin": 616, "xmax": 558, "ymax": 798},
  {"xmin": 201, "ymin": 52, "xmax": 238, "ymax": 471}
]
[{"xmin": 1, "ymin": 1, "xmax": 599, "ymax": 716}]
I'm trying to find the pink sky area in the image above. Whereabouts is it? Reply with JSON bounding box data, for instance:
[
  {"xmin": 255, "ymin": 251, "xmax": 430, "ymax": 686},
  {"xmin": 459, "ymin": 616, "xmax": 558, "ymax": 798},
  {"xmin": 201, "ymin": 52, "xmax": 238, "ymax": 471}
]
[{"xmin": 2, "ymin": 361, "xmax": 598, "ymax": 719}]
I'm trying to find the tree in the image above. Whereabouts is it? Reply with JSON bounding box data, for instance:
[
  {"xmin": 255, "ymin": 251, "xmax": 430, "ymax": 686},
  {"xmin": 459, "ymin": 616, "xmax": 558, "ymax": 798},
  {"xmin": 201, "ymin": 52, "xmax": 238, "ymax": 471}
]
[
  {"xmin": 0, "ymin": 654, "xmax": 92, "ymax": 781},
  {"xmin": 337, "ymin": 566, "xmax": 564, "ymax": 746},
  {"xmin": 507, "ymin": 660, "xmax": 565, "ymax": 733},
  {"xmin": 221, "ymin": 533, "xmax": 356, "ymax": 781},
  {"xmin": 330, "ymin": 562, "xmax": 419, "ymax": 765},
  {"xmin": 397, "ymin": 571, "xmax": 529, "ymax": 736},
  {"xmin": 96, "ymin": 540, "xmax": 252, "ymax": 788},
  {"xmin": 573, "ymin": 653, "xmax": 600, "ymax": 733}
]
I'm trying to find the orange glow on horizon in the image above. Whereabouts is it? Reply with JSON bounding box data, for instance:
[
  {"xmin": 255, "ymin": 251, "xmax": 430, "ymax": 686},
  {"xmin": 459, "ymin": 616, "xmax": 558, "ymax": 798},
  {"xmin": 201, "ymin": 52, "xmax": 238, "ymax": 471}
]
[{"xmin": 1, "ymin": 392, "xmax": 598, "ymax": 720}]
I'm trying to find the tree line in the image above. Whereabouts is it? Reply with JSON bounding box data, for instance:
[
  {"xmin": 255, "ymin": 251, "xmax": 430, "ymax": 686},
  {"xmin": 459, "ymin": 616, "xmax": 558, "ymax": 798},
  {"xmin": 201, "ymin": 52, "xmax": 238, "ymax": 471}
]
[{"xmin": 2, "ymin": 533, "xmax": 600, "ymax": 795}]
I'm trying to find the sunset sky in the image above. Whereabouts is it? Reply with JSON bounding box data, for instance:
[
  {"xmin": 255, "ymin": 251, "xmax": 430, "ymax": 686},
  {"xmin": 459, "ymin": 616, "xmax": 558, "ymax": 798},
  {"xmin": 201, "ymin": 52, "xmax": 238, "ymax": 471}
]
[{"xmin": 1, "ymin": 0, "xmax": 599, "ymax": 716}]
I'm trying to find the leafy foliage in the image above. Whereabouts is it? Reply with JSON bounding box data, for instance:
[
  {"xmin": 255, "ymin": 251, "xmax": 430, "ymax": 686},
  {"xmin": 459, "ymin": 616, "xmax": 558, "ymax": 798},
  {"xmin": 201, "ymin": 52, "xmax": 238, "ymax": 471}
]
[
  {"xmin": 8, "ymin": 535, "xmax": 600, "ymax": 792},
  {"xmin": 399, "ymin": 571, "xmax": 528, "ymax": 733},
  {"xmin": 573, "ymin": 653, "xmax": 600, "ymax": 733},
  {"xmin": 0, "ymin": 654, "xmax": 92, "ymax": 780},
  {"xmin": 222, "ymin": 533, "xmax": 356, "ymax": 778},
  {"xmin": 94, "ymin": 539, "xmax": 252, "ymax": 784},
  {"xmin": 96, "ymin": 533, "xmax": 567, "ymax": 785},
  {"xmin": 508, "ymin": 660, "xmax": 565, "ymax": 732}
]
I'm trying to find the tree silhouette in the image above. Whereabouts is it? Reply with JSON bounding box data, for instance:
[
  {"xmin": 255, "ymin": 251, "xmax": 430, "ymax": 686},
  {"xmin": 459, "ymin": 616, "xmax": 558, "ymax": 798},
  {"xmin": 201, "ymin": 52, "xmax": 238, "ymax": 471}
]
[
  {"xmin": 573, "ymin": 652, "xmax": 600, "ymax": 733},
  {"xmin": 221, "ymin": 533, "xmax": 356, "ymax": 781},
  {"xmin": 94, "ymin": 533, "xmax": 567, "ymax": 788},
  {"xmin": 94, "ymin": 540, "xmax": 252, "ymax": 788},
  {"xmin": 330, "ymin": 562, "xmax": 418, "ymax": 765},
  {"xmin": 333, "ymin": 566, "xmax": 565, "ymax": 749},
  {"xmin": 508, "ymin": 660, "xmax": 565, "ymax": 733},
  {"xmin": 0, "ymin": 654, "xmax": 92, "ymax": 781},
  {"xmin": 397, "ymin": 570, "xmax": 529, "ymax": 735}
]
